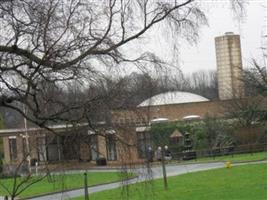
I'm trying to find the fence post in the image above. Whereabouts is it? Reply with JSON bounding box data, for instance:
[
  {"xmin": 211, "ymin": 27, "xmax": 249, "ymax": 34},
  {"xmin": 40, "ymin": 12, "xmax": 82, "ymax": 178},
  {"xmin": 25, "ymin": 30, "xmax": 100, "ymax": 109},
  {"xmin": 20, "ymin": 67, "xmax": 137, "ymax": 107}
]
[
  {"xmin": 161, "ymin": 146, "xmax": 168, "ymax": 190},
  {"xmin": 84, "ymin": 171, "xmax": 89, "ymax": 200}
]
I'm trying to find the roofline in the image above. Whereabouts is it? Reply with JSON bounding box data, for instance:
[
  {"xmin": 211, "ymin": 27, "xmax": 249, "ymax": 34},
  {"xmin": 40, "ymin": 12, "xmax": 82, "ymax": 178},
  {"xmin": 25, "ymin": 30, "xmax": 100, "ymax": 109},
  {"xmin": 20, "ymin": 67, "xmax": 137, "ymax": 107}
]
[
  {"xmin": 137, "ymin": 99, "xmax": 210, "ymax": 108},
  {"xmin": 0, "ymin": 123, "xmax": 88, "ymax": 137},
  {"xmin": 137, "ymin": 91, "xmax": 210, "ymax": 107}
]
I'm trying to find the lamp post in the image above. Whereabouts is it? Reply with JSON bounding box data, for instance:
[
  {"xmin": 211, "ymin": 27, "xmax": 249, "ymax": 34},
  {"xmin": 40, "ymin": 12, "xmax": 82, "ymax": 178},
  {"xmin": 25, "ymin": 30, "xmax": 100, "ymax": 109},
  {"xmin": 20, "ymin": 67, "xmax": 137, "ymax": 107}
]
[
  {"xmin": 23, "ymin": 105, "xmax": 31, "ymax": 174},
  {"xmin": 159, "ymin": 145, "xmax": 168, "ymax": 190},
  {"xmin": 84, "ymin": 171, "xmax": 89, "ymax": 200},
  {"xmin": 147, "ymin": 146, "xmax": 153, "ymax": 162},
  {"xmin": 146, "ymin": 146, "xmax": 153, "ymax": 179}
]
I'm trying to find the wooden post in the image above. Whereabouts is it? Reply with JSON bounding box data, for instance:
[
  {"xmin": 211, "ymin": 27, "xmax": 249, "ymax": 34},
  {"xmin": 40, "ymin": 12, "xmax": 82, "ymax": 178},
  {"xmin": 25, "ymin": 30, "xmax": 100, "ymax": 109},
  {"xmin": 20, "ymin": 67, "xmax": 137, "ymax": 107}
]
[
  {"xmin": 161, "ymin": 147, "xmax": 168, "ymax": 190},
  {"xmin": 84, "ymin": 172, "xmax": 89, "ymax": 200}
]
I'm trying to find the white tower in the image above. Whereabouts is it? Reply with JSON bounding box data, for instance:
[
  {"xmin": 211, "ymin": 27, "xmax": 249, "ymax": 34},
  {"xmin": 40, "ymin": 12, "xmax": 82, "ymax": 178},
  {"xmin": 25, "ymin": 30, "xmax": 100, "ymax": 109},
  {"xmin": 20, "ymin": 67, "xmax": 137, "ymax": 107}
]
[{"xmin": 215, "ymin": 32, "xmax": 244, "ymax": 100}]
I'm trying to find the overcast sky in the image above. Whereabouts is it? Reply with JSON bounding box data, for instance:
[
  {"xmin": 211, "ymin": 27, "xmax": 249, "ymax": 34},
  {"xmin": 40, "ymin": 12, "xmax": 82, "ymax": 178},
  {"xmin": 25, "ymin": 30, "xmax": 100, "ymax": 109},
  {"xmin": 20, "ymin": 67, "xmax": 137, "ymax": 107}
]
[
  {"xmin": 113, "ymin": 1, "xmax": 266, "ymax": 77},
  {"xmin": 178, "ymin": 0, "xmax": 266, "ymax": 74}
]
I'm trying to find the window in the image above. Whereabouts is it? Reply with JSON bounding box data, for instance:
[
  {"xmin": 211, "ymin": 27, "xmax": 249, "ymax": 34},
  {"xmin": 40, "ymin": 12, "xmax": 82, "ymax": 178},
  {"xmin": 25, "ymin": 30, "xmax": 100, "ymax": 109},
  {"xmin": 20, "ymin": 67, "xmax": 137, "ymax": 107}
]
[
  {"xmin": 37, "ymin": 137, "xmax": 47, "ymax": 162},
  {"xmin": 106, "ymin": 135, "xmax": 117, "ymax": 161},
  {"xmin": 47, "ymin": 136, "xmax": 62, "ymax": 161},
  {"xmin": 135, "ymin": 118, "xmax": 139, "ymax": 124},
  {"xmin": 141, "ymin": 118, "xmax": 146, "ymax": 125},
  {"xmin": 125, "ymin": 118, "xmax": 130, "ymax": 124},
  {"xmin": 90, "ymin": 135, "xmax": 98, "ymax": 161},
  {"xmin": 119, "ymin": 119, "xmax": 124, "ymax": 125},
  {"xmin": 137, "ymin": 132, "xmax": 151, "ymax": 158},
  {"xmin": 170, "ymin": 137, "xmax": 184, "ymax": 145},
  {"xmin": 9, "ymin": 137, "xmax": 17, "ymax": 161},
  {"xmin": 22, "ymin": 137, "xmax": 27, "ymax": 158}
]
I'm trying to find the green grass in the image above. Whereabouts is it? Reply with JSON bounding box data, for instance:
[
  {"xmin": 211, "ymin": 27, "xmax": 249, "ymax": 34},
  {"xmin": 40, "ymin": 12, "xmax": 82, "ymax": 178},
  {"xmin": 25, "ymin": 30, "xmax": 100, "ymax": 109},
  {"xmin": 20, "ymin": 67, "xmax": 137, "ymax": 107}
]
[
  {"xmin": 181, "ymin": 151, "xmax": 267, "ymax": 164},
  {"xmin": 0, "ymin": 171, "xmax": 130, "ymax": 198},
  {"xmin": 73, "ymin": 163, "xmax": 267, "ymax": 200}
]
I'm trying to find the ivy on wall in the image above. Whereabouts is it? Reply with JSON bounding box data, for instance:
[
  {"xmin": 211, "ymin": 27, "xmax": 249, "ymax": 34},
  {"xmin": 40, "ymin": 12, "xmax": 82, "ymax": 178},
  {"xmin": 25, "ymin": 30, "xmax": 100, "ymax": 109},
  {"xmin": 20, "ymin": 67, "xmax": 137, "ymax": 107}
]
[{"xmin": 150, "ymin": 116, "xmax": 235, "ymax": 151}]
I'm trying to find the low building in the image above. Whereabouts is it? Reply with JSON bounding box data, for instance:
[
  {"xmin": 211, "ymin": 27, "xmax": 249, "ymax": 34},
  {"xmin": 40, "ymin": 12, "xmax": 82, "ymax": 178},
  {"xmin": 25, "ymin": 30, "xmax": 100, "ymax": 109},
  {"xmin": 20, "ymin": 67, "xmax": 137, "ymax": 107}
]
[{"xmin": 0, "ymin": 91, "xmax": 227, "ymax": 169}]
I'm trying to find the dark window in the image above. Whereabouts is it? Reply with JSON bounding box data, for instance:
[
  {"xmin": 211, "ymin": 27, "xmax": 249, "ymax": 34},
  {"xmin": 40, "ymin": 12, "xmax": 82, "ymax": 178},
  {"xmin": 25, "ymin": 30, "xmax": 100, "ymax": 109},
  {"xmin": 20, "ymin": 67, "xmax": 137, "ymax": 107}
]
[
  {"xmin": 137, "ymin": 132, "xmax": 151, "ymax": 158},
  {"xmin": 22, "ymin": 137, "xmax": 27, "ymax": 158},
  {"xmin": 141, "ymin": 118, "xmax": 146, "ymax": 125},
  {"xmin": 119, "ymin": 119, "xmax": 124, "ymax": 125},
  {"xmin": 125, "ymin": 118, "xmax": 130, "ymax": 124},
  {"xmin": 90, "ymin": 135, "xmax": 98, "ymax": 161},
  {"xmin": 62, "ymin": 135, "xmax": 80, "ymax": 160},
  {"xmin": 9, "ymin": 138, "xmax": 17, "ymax": 161},
  {"xmin": 47, "ymin": 136, "xmax": 62, "ymax": 161},
  {"xmin": 106, "ymin": 135, "xmax": 117, "ymax": 161},
  {"xmin": 37, "ymin": 137, "xmax": 47, "ymax": 162},
  {"xmin": 170, "ymin": 137, "xmax": 183, "ymax": 145}
]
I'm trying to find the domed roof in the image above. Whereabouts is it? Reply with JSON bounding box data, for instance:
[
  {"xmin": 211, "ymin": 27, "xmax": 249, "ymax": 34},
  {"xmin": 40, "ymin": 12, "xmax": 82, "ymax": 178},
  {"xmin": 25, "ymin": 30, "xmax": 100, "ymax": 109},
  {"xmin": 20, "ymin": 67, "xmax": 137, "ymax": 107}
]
[{"xmin": 138, "ymin": 91, "xmax": 209, "ymax": 107}]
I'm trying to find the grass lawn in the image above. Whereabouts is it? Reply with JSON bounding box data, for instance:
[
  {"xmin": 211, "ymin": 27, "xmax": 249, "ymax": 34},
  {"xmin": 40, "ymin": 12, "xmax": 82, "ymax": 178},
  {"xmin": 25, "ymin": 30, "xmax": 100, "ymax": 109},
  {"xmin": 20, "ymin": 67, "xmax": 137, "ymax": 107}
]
[
  {"xmin": 182, "ymin": 151, "xmax": 267, "ymax": 164},
  {"xmin": 73, "ymin": 163, "xmax": 267, "ymax": 200},
  {"xmin": 0, "ymin": 171, "xmax": 130, "ymax": 198}
]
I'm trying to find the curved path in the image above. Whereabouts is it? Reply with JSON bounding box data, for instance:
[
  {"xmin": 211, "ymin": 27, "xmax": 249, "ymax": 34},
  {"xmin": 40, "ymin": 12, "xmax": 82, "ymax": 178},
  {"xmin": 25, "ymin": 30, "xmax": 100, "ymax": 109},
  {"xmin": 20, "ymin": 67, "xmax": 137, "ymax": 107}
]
[{"xmin": 27, "ymin": 161, "xmax": 266, "ymax": 200}]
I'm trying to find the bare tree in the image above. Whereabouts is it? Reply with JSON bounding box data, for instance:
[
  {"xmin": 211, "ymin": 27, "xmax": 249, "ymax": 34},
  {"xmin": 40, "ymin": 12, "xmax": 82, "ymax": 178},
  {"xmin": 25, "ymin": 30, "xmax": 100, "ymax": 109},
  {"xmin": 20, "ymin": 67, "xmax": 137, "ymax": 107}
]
[
  {"xmin": 0, "ymin": 0, "xmax": 247, "ymax": 199},
  {"xmin": 0, "ymin": 0, "xmax": 210, "ymax": 126},
  {"xmin": 245, "ymin": 62, "xmax": 267, "ymax": 97},
  {"xmin": 0, "ymin": 0, "xmax": 246, "ymax": 125},
  {"xmin": 184, "ymin": 70, "xmax": 218, "ymax": 99},
  {"xmin": 223, "ymin": 96, "xmax": 267, "ymax": 154}
]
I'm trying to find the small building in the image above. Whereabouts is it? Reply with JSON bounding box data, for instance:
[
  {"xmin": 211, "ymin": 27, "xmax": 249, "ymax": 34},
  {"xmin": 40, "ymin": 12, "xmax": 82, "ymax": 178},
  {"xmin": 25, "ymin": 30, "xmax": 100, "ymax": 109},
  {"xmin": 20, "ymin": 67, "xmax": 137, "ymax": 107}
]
[{"xmin": 169, "ymin": 129, "xmax": 184, "ymax": 145}]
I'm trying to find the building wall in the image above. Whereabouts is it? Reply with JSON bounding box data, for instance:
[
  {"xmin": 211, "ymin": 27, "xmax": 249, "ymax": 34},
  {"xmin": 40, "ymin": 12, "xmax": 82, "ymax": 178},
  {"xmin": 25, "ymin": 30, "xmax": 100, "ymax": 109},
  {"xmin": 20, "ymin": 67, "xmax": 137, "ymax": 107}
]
[
  {"xmin": 98, "ymin": 135, "xmax": 107, "ymax": 159},
  {"xmin": 112, "ymin": 100, "xmax": 234, "ymax": 127},
  {"xmin": 3, "ymin": 133, "xmax": 39, "ymax": 165},
  {"xmin": 215, "ymin": 33, "xmax": 244, "ymax": 100},
  {"xmin": 80, "ymin": 143, "xmax": 90, "ymax": 161},
  {"xmin": 3, "ymin": 137, "xmax": 10, "ymax": 163},
  {"xmin": 115, "ymin": 128, "xmax": 141, "ymax": 164},
  {"xmin": 139, "ymin": 101, "xmax": 225, "ymax": 121},
  {"xmin": 106, "ymin": 100, "xmax": 229, "ymax": 164},
  {"xmin": 2, "ymin": 98, "xmax": 262, "ymax": 167},
  {"xmin": 113, "ymin": 100, "xmax": 229, "ymax": 124},
  {"xmin": 2, "ymin": 128, "xmax": 143, "ymax": 166}
]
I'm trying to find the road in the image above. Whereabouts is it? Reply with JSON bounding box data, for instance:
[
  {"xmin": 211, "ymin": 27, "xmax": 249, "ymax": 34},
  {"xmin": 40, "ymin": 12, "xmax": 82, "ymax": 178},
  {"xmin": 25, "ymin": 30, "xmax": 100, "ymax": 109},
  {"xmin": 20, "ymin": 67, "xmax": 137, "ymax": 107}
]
[{"xmin": 26, "ymin": 162, "xmax": 226, "ymax": 200}]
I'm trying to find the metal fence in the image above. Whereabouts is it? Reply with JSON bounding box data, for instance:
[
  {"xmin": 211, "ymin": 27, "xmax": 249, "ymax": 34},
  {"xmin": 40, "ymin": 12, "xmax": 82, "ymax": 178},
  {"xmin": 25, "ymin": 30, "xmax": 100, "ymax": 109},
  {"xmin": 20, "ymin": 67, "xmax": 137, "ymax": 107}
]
[{"xmin": 169, "ymin": 143, "xmax": 267, "ymax": 161}]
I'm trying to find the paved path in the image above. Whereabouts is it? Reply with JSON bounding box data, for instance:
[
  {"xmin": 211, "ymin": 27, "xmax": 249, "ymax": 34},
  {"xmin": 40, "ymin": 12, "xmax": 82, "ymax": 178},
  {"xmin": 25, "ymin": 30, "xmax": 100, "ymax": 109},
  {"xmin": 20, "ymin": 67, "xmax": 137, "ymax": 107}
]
[{"xmin": 27, "ymin": 162, "xmax": 226, "ymax": 200}]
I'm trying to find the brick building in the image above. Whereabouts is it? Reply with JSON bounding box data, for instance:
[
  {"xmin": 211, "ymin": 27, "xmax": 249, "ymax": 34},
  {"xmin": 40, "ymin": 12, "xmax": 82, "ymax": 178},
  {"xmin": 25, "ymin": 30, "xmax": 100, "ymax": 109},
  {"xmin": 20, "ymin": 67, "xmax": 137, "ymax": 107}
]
[{"xmin": 0, "ymin": 94, "xmax": 229, "ymax": 167}]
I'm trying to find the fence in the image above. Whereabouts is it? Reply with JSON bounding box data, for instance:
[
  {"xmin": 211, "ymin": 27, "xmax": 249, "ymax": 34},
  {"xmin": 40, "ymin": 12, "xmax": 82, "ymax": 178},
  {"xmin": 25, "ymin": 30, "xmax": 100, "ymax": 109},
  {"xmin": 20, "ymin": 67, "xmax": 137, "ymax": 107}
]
[{"xmin": 169, "ymin": 143, "xmax": 267, "ymax": 161}]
